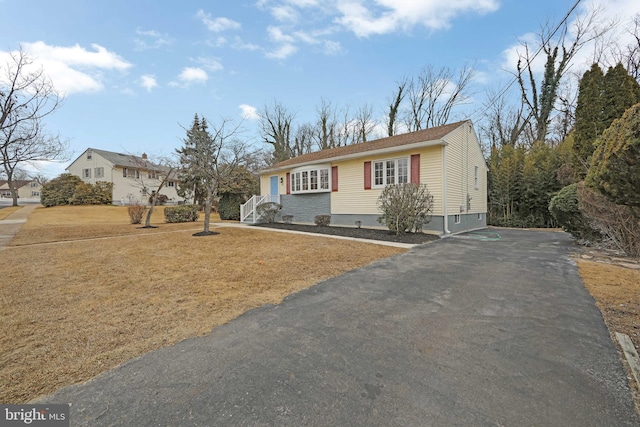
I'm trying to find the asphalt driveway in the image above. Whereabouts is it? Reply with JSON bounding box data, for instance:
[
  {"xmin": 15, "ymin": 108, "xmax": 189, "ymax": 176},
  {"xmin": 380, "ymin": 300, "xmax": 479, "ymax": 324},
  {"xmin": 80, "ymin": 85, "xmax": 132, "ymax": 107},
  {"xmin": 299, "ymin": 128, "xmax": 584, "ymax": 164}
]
[{"xmin": 36, "ymin": 228, "xmax": 639, "ymax": 426}]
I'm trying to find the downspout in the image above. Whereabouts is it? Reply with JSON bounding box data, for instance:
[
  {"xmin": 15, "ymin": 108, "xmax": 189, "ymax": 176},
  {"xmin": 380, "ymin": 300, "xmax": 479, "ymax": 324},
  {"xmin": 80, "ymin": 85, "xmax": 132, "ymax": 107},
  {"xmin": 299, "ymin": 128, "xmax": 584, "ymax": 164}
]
[{"xmin": 442, "ymin": 142, "xmax": 451, "ymax": 235}]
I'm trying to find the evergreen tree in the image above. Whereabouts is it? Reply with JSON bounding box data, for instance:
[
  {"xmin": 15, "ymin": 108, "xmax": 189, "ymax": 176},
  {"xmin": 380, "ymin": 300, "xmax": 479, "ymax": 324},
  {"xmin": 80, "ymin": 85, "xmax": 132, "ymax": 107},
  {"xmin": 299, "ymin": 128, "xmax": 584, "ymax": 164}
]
[
  {"xmin": 602, "ymin": 63, "xmax": 640, "ymax": 131},
  {"xmin": 521, "ymin": 141, "xmax": 563, "ymax": 227},
  {"xmin": 487, "ymin": 144, "xmax": 526, "ymax": 226},
  {"xmin": 176, "ymin": 114, "xmax": 207, "ymax": 205},
  {"xmin": 572, "ymin": 64, "xmax": 604, "ymax": 176},
  {"xmin": 587, "ymin": 103, "xmax": 640, "ymax": 208}
]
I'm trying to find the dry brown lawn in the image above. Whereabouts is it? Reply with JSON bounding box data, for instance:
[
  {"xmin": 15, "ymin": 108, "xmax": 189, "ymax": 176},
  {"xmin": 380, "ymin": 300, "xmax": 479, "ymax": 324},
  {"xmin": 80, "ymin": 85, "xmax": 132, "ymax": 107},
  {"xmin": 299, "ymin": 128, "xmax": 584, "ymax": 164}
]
[
  {"xmin": 0, "ymin": 206, "xmax": 21, "ymax": 220},
  {"xmin": 0, "ymin": 205, "xmax": 405, "ymax": 403},
  {"xmin": 578, "ymin": 260, "xmax": 640, "ymax": 412}
]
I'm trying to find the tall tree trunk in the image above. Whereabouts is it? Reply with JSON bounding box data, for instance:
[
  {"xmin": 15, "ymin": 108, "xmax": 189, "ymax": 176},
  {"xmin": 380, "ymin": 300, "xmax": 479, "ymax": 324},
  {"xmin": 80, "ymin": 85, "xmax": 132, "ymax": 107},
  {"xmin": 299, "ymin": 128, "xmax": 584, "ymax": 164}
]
[{"xmin": 203, "ymin": 188, "xmax": 212, "ymax": 233}]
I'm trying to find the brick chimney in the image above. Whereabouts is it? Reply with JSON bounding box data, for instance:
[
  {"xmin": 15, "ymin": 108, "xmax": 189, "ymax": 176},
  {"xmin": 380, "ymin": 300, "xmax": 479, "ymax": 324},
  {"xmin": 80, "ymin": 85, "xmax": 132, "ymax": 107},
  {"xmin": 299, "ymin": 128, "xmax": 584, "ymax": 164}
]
[{"xmin": 141, "ymin": 153, "xmax": 148, "ymax": 160}]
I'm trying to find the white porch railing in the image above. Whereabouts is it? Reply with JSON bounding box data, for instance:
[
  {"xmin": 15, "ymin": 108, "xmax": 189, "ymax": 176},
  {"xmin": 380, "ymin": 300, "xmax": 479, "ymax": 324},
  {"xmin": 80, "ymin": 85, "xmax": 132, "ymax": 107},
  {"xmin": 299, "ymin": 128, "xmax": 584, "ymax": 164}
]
[{"xmin": 240, "ymin": 194, "xmax": 281, "ymax": 223}]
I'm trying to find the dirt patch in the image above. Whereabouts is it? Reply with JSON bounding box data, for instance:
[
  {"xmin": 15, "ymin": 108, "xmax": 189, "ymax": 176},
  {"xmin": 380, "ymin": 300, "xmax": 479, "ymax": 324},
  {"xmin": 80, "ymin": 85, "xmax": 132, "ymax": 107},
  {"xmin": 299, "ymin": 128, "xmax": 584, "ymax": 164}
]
[
  {"xmin": 577, "ymin": 256, "xmax": 640, "ymax": 415},
  {"xmin": 0, "ymin": 206, "xmax": 405, "ymax": 403},
  {"xmin": 254, "ymin": 222, "xmax": 440, "ymax": 244}
]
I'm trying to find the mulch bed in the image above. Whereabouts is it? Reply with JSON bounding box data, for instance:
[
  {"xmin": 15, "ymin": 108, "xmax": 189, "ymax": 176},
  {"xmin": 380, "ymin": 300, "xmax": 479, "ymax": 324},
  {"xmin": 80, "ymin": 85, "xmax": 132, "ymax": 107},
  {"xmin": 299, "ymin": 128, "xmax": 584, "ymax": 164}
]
[{"xmin": 253, "ymin": 222, "xmax": 440, "ymax": 244}]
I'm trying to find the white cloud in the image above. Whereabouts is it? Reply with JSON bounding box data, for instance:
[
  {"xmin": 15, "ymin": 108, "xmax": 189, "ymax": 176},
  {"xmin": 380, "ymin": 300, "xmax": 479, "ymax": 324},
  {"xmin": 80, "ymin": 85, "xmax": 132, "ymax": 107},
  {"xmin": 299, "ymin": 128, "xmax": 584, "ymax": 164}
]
[
  {"xmin": 268, "ymin": 26, "xmax": 296, "ymax": 43},
  {"xmin": 500, "ymin": 0, "xmax": 640, "ymax": 78},
  {"xmin": 266, "ymin": 43, "xmax": 298, "ymax": 59},
  {"xmin": 286, "ymin": 0, "xmax": 319, "ymax": 7},
  {"xmin": 239, "ymin": 104, "xmax": 260, "ymax": 120},
  {"xmin": 335, "ymin": 0, "xmax": 500, "ymax": 37},
  {"xmin": 140, "ymin": 74, "xmax": 158, "ymax": 92},
  {"xmin": 231, "ymin": 37, "xmax": 261, "ymax": 51},
  {"xmin": 171, "ymin": 67, "xmax": 209, "ymax": 87},
  {"xmin": 195, "ymin": 57, "xmax": 224, "ymax": 72},
  {"xmin": 272, "ymin": 6, "xmax": 298, "ymax": 22},
  {"xmin": 134, "ymin": 28, "xmax": 172, "ymax": 50},
  {"xmin": 24, "ymin": 41, "xmax": 131, "ymax": 69},
  {"xmin": 323, "ymin": 40, "xmax": 344, "ymax": 55},
  {"xmin": 197, "ymin": 9, "xmax": 241, "ymax": 32},
  {"xmin": 0, "ymin": 42, "xmax": 132, "ymax": 95}
]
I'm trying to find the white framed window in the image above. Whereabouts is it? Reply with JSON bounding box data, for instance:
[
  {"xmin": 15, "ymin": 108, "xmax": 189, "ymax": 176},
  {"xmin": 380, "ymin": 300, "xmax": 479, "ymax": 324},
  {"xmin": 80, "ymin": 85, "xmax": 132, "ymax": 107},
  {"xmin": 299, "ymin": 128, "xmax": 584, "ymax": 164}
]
[
  {"xmin": 87, "ymin": 152, "xmax": 92, "ymax": 160},
  {"xmin": 31, "ymin": 182, "xmax": 38, "ymax": 188},
  {"xmin": 95, "ymin": 167, "xmax": 104, "ymax": 178},
  {"xmin": 82, "ymin": 168, "xmax": 91, "ymax": 178},
  {"xmin": 290, "ymin": 165, "xmax": 331, "ymax": 194},
  {"xmin": 31, "ymin": 191, "xmax": 40, "ymax": 197},
  {"xmin": 123, "ymin": 168, "xmax": 138, "ymax": 178},
  {"xmin": 167, "ymin": 181, "xmax": 175, "ymax": 187},
  {"xmin": 148, "ymin": 170, "xmax": 157, "ymax": 179},
  {"xmin": 373, "ymin": 157, "xmax": 409, "ymax": 187},
  {"xmin": 474, "ymin": 166, "xmax": 479, "ymax": 190},
  {"xmin": 454, "ymin": 214, "xmax": 461, "ymax": 224}
]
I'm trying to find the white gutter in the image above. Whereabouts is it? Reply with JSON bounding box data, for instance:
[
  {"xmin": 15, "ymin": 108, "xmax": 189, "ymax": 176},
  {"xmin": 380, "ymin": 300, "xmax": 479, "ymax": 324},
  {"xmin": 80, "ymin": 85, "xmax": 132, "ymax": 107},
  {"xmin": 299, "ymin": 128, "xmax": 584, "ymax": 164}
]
[{"xmin": 443, "ymin": 143, "xmax": 451, "ymax": 235}]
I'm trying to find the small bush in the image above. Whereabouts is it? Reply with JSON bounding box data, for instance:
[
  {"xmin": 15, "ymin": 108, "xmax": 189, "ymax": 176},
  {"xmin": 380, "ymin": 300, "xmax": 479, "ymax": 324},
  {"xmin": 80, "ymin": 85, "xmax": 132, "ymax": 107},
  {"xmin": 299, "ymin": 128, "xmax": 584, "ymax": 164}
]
[
  {"xmin": 314, "ymin": 215, "xmax": 331, "ymax": 226},
  {"xmin": 256, "ymin": 202, "xmax": 281, "ymax": 223},
  {"xmin": 149, "ymin": 193, "xmax": 169, "ymax": 205},
  {"xmin": 164, "ymin": 205, "xmax": 200, "ymax": 223},
  {"xmin": 282, "ymin": 215, "xmax": 294, "ymax": 224},
  {"xmin": 578, "ymin": 183, "xmax": 640, "ymax": 257},
  {"xmin": 377, "ymin": 183, "xmax": 433, "ymax": 234},
  {"xmin": 40, "ymin": 174, "xmax": 83, "ymax": 207},
  {"xmin": 70, "ymin": 181, "xmax": 113, "ymax": 205},
  {"xmin": 549, "ymin": 183, "xmax": 599, "ymax": 241},
  {"xmin": 218, "ymin": 193, "xmax": 243, "ymax": 221},
  {"xmin": 128, "ymin": 205, "xmax": 146, "ymax": 224}
]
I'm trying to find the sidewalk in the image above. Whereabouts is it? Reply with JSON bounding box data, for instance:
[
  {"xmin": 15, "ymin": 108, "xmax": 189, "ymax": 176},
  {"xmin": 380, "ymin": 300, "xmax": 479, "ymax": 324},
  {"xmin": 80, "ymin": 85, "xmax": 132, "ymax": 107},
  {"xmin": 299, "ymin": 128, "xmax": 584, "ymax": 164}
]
[{"xmin": 0, "ymin": 204, "xmax": 38, "ymax": 250}]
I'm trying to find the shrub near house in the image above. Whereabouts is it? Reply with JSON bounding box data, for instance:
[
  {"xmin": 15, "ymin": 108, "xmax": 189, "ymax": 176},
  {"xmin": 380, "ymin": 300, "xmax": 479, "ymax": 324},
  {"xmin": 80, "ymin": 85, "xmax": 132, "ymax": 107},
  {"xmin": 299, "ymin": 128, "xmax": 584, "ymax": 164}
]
[{"xmin": 40, "ymin": 173, "xmax": 113, "ymax": 207}]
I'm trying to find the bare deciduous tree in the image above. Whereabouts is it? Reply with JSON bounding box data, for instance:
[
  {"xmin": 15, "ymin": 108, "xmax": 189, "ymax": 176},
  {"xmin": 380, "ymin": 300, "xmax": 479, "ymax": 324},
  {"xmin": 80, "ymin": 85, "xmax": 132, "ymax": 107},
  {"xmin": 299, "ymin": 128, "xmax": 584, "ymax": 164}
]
[
  {"xmin": 129, "ymin": 153, "xmax": 176, "ymax": 228},
  {"xmin": 258, "ymin": 101, "xmax": 296, "ymax": 164},
  {"xmin": 404, "ymin": 64, "xmax": 474, "ymax": 131},
  {"xmin": 314, "ymin": 98, "xmax": 338, "ymax": 151},
  {"xmin": 1, "ymin": 48, "xmax": 66, "ymax": 206},
  {"xmin": 352, "ymin": 102, "xmax": 377, "ymax": 144},
  {"xmin": 385, "ymin": 77, "xmax": 407, "ymax": 136},
  {"xmin": 291, "ymin": 123, "xmax": 314, "ymax": 157},
  {"xmin": 516, "ymin": 7, "xmax": 611, "ymax": 144},
  {"xmin": 478, "ymin": 89, "xmax": 528, "ymax": 150}
]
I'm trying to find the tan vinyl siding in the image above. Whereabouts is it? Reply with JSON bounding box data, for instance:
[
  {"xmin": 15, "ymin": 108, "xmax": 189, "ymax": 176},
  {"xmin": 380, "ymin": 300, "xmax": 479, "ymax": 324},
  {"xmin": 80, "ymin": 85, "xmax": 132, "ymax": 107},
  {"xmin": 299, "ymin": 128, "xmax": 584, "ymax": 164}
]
[
  {"xmin": 260, "ymin": 175, "xmax": 271, "ymax": 196},
  {"xmin": 419, "ymin": 146, "xmax": 444, "ymax": 216},
  {"xmin": 331, "ymin": 158, "xmax": 380, "ymax": 215},
  {"xmin": 444, "ymin": 122, "xmax": 487, "ymax": 215},
  {"xmin": 331, "ymin": 146, "xmax": 444, "ymax": 215}
]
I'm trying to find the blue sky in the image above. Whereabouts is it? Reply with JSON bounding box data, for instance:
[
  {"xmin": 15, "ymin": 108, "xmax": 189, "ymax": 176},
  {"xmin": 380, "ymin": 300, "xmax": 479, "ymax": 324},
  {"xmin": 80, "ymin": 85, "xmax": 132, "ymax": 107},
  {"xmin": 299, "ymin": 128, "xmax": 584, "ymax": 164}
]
[{"xmin": 1, "ymin": 0, "xmax": 639, "ymax": 176}]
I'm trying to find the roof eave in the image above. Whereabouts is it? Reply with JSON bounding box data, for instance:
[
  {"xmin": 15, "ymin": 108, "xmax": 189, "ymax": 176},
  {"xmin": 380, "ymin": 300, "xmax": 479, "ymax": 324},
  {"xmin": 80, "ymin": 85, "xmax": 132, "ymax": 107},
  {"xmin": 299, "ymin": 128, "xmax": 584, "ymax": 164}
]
[{"xmin": 261, "ymin": 139, "xmax": 447, "ymax": 174}]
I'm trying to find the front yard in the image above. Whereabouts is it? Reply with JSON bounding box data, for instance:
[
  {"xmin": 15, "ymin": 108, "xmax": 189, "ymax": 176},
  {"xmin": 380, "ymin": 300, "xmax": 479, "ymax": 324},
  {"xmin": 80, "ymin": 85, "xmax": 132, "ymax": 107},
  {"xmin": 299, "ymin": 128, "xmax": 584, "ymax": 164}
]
[
  {"xmin": 1, "ymin": 205, "xmax": 638, "ymax": 414},
  {"xmin": 0, "ymin": 206, "xmax": 405, "ymax": 402}
]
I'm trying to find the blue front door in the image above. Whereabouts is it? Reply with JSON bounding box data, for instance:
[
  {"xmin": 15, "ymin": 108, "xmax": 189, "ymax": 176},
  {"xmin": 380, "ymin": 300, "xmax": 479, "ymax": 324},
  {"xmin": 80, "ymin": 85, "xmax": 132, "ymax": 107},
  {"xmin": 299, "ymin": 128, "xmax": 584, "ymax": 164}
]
[{"xmin": 270, "ymin": 176, "xmax": 279, "ymax": 195}]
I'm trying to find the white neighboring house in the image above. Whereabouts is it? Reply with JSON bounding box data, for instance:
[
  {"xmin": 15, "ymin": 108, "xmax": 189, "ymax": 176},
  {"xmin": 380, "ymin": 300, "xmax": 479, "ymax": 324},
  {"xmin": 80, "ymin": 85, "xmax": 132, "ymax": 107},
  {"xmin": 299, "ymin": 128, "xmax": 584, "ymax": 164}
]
[
  {"xmin": 66, "ymin": 148, "xmax": 183, "ymax": 205},
  {"xmin": 0, "ymin": 179, "xmax": 43, "ymax": 200}
]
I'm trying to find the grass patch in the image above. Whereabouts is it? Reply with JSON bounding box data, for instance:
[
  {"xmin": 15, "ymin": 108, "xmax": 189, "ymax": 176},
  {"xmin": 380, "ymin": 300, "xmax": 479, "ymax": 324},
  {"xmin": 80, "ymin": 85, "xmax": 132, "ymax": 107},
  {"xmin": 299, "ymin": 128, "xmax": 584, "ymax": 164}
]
[
  {"xmin": 9, "ymin": 205, "xmax": 206, "ymax": 246},
  {"xmin": 578, "ymin": 260, "xmax": 640, "ymax": 414},
  {"xmin": 0, "ymin": 205, "xmax": 405, "ymax": 403},
  {"xmin": 0, "ymin": 206, "xmax": 21, "ymax": 220}
]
